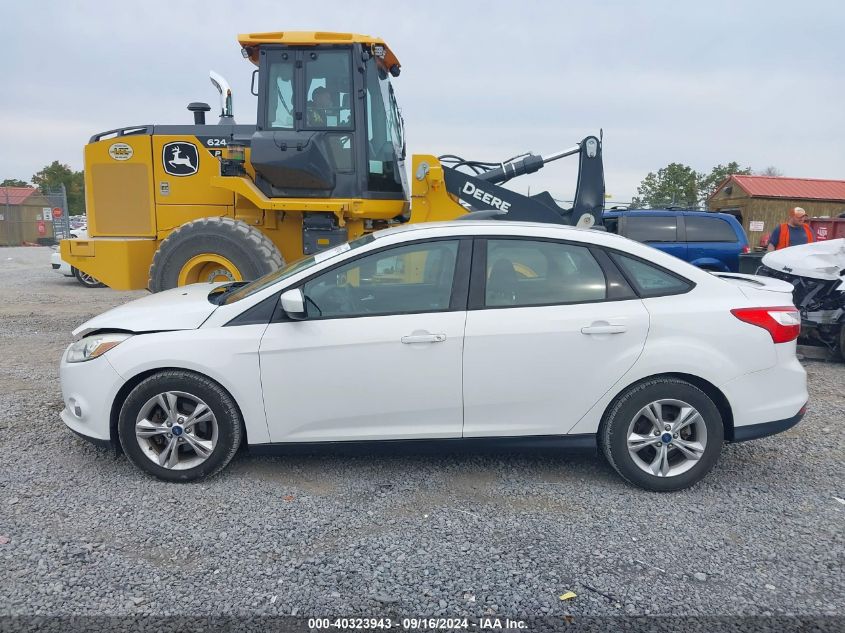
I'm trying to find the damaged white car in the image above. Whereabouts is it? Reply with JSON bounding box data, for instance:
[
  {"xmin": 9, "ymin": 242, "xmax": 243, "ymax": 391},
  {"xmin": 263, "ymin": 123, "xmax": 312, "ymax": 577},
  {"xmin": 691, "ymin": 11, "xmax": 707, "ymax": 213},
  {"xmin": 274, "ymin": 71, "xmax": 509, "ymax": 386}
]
[{"xmin": 759, "ymin": 238, "xmax": 845, "ymax": 358}]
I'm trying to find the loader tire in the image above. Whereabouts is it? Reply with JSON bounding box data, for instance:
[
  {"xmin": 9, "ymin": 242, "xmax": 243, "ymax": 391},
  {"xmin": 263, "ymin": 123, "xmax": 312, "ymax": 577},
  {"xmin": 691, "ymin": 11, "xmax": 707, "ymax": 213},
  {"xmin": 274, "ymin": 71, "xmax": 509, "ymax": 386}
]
[{"xmin": 148, "ymin": 217, "xmax": 284, "ymax": 292}]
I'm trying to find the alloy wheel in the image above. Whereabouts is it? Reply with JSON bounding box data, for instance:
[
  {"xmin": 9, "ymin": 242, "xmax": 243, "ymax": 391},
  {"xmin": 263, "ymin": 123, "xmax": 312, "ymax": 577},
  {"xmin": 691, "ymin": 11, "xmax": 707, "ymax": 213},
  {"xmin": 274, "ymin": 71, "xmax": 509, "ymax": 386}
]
[
  {"xmin": 135, "ymin": 391, "xmax": 218, "ymax": 470},
  {"xmin": 626, "ymin": 399, "xmax": 707, "ymax": 478}
]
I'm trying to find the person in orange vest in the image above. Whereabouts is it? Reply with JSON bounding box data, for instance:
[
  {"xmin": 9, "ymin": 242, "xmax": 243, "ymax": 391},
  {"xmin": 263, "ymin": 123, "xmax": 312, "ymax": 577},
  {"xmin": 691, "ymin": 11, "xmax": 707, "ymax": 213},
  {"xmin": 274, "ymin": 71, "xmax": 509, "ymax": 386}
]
[{"xmin": 766, "ymin": 207, "xmax": 814, "ymax": 251}]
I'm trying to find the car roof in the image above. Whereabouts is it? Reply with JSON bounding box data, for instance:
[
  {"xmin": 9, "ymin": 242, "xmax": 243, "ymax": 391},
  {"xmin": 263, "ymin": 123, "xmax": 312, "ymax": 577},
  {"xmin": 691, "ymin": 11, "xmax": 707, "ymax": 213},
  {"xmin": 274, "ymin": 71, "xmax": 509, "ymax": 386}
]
[
  {"xmin": 371, "ymin": 220, "xmax": 629, "ymax": 242},
  {"xmin": 603, "ymin": 209, "xmax": 738, "ymax": 221}
]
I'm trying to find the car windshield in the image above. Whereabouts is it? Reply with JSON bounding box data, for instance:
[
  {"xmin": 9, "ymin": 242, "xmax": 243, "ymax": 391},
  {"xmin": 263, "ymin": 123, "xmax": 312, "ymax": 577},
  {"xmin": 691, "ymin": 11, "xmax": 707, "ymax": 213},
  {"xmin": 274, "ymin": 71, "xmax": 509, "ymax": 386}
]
[{"xmin": 220, "ymin": 234, "xmax": 376, "ymax": 305}]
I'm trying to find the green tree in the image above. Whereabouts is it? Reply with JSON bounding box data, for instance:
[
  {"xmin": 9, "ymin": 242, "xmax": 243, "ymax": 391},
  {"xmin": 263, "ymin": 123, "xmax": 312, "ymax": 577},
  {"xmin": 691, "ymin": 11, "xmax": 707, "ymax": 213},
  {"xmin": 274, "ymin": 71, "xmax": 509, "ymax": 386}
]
[
  {"xmin": 634, "ymin": 163, "xmax": 700, "ymax": 208},
  {"xmin": 1, "ymin": 178, "xmax": 30, "ymax": 187},
  {"xmin": 31, "ymin": 161, "xmax": 85, "ymax": 215},
  {"xmin": 697, "ymin": 162, "xmax": 752, "ymax": 202}
]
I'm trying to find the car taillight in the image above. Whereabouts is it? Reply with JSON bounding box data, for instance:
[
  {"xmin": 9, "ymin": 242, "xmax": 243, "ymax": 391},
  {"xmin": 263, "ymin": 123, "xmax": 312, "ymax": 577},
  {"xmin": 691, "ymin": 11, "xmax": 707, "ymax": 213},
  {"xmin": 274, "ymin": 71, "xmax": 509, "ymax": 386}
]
[
  {"xmin": 741, "ymin": 244, "xmax": 750, "ymax": 254},
  {"xmin": 730, "ymin": 306, "xmax": 800, "ymax": 343}
]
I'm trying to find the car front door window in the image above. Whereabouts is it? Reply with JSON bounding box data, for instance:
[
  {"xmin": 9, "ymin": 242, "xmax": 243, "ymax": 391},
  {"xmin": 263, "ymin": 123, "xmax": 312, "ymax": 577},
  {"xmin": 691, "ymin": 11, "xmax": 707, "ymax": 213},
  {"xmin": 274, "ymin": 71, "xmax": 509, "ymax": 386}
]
[{"xmin": 303, "ymin": 240, "xmax": 460, "ymax": 318}]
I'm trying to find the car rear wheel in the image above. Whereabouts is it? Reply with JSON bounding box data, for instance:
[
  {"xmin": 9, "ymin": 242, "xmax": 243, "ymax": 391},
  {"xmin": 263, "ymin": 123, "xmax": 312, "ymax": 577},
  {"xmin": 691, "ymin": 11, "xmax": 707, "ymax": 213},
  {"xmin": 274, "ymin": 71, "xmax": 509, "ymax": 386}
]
[
  {"xmin": 72, "ymin": 267, "xmax": 106, "ymax": 288},
  {"xmin": 600, "ymin": 378, "xmax": 723, "ymax": 491},
  {"xmin": 118, "ymin": 370, "xmax": 242, "ymax": 482}
]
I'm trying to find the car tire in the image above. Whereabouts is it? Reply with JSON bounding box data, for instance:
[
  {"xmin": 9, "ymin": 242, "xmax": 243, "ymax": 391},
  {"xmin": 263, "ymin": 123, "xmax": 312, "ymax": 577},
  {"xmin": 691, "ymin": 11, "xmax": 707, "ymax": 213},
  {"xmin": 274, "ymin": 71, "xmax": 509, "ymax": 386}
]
[
  {"xmin": 72, "ymin": 267, "xmax": 106, "ymax": 288},
  {"xmin": 600, "ymin": 377, "xmax": 724, "ymax": 492},
  {"xmin": 147, "ymin": 217, "xmax": 284, "ymax": 292},
  {"xmin": 118, "ymin": 370, "xmax": 243, "ymax": 482}
]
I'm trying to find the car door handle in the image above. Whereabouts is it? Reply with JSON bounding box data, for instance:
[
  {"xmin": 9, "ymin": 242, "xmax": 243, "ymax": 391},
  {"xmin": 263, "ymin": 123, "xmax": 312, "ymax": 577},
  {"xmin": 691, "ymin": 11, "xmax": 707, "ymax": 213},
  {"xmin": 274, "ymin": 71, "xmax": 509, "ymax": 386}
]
[
  {"xmin": 401, "ymin": 333, "xmax": 446, "ymax": 344},
  {"xmin": 581, "ymin": 324, "xmax": 627, "ymax": 335}
]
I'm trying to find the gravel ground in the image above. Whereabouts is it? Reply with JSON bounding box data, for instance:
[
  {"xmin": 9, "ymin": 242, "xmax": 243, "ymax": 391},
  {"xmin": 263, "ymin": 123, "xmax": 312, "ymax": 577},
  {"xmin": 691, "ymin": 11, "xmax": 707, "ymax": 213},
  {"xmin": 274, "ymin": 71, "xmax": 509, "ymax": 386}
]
[{"xmin": 0, "ymin": 246, "xmax": 843, "ymax": 623}]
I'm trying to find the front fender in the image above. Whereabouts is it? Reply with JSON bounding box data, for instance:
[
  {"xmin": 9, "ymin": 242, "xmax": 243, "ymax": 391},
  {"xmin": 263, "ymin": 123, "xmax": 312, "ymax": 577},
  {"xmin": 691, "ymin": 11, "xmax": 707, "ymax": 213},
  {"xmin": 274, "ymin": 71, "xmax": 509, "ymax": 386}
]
[{"xmin": 104, "ymin": 325, "xmax": 272, "ymax": 444}]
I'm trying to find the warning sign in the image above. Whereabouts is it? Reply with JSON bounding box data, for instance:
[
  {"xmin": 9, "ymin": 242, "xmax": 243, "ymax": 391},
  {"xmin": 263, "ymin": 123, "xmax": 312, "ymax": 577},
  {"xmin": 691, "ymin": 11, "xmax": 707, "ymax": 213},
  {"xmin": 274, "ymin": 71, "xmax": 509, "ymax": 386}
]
[{"xmin": 749, "ymin": 220, "xmax": 765, "ymax": 232}]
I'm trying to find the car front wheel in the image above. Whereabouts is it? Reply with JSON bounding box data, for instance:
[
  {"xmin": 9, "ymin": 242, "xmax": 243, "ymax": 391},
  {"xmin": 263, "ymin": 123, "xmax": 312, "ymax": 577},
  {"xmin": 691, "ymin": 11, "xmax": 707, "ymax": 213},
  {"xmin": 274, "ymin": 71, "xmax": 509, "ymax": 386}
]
[
  {"xmin": 118, "ymin": 370, "xmax": 242, "ymax": 482},
  {"xmin": 600, "ymin": 377, "xmax": 724, "ymax": 491}
]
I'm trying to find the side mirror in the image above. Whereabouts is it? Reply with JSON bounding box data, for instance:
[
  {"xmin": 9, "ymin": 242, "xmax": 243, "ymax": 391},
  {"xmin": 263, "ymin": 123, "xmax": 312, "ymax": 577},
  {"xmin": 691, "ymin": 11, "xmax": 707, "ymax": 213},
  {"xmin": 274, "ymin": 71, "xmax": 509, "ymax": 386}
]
[{"xmin": 280, "ymin": 288, "xmax": 306, "ymax": 320}]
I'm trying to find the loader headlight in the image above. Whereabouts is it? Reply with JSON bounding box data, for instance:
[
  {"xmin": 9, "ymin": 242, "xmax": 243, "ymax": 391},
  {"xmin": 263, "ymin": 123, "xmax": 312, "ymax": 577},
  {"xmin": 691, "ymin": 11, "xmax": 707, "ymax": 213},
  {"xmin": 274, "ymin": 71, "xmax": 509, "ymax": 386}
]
[{"xmin": 66, "ymin": 333, "xmax": 132, "ymax": 363}]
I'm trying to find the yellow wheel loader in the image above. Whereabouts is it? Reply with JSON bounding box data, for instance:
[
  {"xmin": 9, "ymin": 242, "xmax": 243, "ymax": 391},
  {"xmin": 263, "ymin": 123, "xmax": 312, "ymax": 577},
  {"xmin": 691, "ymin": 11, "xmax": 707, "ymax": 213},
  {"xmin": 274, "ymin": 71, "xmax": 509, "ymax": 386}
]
[{"xmin": 61, "ymin": 31, "xmax": 606, "ymax": 291}]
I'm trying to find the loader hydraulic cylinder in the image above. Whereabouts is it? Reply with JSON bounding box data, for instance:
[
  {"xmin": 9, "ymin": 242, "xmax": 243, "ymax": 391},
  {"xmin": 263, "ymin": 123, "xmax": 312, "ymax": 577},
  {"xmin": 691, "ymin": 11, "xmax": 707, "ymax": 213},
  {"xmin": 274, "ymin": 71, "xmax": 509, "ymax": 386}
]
[{"xmin": 476, "ymin": 145, "xmax": 581, "ymax": 185}]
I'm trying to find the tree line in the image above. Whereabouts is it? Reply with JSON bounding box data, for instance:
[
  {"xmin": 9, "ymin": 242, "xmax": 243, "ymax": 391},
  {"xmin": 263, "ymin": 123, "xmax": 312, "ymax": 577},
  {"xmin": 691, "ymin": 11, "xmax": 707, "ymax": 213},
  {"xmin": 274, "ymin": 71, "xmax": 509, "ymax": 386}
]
[
  {"xmin": 630, "ymin": 163, "xmax": 783, "ymax": 209},
  {"xmin": 2, "ymin": 162, "xmax": 85, "ymax": 216}
]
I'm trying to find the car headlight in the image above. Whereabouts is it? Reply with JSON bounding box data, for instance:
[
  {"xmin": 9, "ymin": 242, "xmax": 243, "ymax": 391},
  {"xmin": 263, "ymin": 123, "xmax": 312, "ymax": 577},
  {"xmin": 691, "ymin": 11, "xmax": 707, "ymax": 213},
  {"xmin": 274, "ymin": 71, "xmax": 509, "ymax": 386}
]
[{"xmin": 66, "ymin": 333, "xmax": 132, "ymax": 363}]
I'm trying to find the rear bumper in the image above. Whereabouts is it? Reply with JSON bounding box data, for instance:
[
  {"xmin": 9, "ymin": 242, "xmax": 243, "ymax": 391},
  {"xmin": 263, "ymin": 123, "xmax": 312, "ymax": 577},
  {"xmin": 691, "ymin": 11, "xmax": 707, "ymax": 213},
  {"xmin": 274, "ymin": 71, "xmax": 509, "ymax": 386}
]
[
  {"xmin": 720, "ymin": 345, "xmax": 808, "ymax": 433},
  {"xmin": 50, "ymin": 251, "xmax": 72, "ymax": 276},
  {"xmin": 731, "ymin": 402, "xmax": 807, "ymax": 442}
]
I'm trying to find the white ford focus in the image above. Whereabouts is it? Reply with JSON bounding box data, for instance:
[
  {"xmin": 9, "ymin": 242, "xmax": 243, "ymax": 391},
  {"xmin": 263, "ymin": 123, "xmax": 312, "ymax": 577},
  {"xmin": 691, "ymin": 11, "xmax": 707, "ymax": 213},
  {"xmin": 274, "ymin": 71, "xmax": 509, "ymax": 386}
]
[{"xmin": 59, "ymin": 221, "xmax": 808, "ymax": 491}]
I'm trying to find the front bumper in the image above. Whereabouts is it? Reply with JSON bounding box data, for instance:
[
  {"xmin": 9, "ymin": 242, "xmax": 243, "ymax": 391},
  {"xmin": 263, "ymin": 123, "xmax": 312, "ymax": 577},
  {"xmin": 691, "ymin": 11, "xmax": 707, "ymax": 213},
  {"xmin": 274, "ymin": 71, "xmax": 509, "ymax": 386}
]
[{"xmin": 59, "ymin": 348, "xmax": 126, "ymax": 444}]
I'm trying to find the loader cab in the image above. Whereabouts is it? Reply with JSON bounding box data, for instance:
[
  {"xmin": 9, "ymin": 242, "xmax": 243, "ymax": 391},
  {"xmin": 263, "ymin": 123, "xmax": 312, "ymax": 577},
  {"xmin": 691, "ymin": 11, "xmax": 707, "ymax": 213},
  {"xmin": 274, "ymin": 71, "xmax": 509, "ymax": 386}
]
[{"xmin": 249, "ymin": 39, "xmax": 407, "ymax": 203}]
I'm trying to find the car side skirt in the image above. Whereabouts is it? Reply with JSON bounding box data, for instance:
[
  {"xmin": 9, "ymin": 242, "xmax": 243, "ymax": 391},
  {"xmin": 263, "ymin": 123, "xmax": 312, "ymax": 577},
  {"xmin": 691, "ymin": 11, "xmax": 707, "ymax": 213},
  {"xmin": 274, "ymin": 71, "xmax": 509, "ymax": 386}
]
[{"xmin": 248, "ymin": 434, "xmax": 598, "ymax": 456}]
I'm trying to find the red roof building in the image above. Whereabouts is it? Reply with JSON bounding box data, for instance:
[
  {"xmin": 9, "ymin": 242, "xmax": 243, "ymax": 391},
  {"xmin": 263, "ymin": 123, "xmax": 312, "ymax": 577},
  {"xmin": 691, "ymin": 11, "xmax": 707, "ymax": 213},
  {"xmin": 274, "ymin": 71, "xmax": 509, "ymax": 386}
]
[
  {"xmin": 708, "ymin": 175, "xmax": 845, "ymax": 239},
  {"xmin": 0, "ymin": 186, "xmax": 57, "ymax": 245},
  {"xmin": 715, "ymin": 175, "xmax": 845, "ymax": 202},
  {"xmin": 0, "ymin": 186, "xmax": 39, "ymax": 205}
]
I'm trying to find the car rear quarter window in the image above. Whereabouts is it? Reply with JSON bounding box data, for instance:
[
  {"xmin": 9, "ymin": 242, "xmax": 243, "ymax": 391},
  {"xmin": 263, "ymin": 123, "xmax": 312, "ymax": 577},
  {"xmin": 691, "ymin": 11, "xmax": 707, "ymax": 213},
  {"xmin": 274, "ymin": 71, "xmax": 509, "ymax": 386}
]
[
  {"xmin": 485, "ymin": 239, "xmax": 607, "ymax": 307},
  {"xmin": 625, "ymin": 216, "xmax": 678, "ymax": 242},
  {"xmin": 610, "ymin": 252, "xmax": 692, "ymax": 297},
  {"xmin": 685, "ymin": 216, "xmax": 737, "ymax": 242}
]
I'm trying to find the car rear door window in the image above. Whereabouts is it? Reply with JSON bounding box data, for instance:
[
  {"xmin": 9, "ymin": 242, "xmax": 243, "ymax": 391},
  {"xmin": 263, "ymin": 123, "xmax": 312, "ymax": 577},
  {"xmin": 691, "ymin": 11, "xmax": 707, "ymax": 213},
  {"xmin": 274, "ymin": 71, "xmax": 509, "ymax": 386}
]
[
  {"xmin": 685, "ymin": 216, "xmax": 737, "ymax": 242},
  {"xmin": 303, "ymin": 240, "xmax": 460, "ymax": 318},
  {"xmin": 610, "ymin": 253, "xmax": 692, "ymax": 297},
  {"xmin": 626, "ymin": 216, "xmax": 678, "ymax": 242},
  {"xmin": 484, "ymin": 239, "xmax": 607, "ymax": 307}
]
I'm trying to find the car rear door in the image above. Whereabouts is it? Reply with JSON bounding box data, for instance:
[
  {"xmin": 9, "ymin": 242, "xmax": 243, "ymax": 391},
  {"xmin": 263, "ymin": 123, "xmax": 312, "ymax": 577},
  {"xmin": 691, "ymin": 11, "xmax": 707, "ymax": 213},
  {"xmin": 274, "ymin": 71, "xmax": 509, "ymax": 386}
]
[
  {"xmin": 258, "ymin": 238, "xmax": 470, "ymax": 442},
  {"xmin": 461, "ymin": 237, "xmax": 650, "ymax": 438}
]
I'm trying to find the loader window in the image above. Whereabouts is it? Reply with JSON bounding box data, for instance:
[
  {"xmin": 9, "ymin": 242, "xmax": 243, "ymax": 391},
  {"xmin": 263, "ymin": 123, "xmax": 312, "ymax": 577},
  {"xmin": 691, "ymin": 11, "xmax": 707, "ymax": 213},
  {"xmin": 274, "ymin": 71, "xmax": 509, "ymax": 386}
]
[
  {"xmin": 365, "ymin": 57, "xmax": 405, "ymax": 193},
  {"xmin": 268, "ymin": 57, "xmax": 296, "ymax": 129},
  {"xmin": 304, "ymin": 50, "xmax": 353, "ymax": 130}
]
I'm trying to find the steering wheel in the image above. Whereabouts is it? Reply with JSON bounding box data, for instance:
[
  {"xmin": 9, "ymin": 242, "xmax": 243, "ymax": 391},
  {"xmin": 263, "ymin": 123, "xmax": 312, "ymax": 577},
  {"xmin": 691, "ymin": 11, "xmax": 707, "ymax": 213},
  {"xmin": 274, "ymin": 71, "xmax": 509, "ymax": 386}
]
[{"xmin": 320, "ymin": 285, "xmax": 357, "ymax": 315}]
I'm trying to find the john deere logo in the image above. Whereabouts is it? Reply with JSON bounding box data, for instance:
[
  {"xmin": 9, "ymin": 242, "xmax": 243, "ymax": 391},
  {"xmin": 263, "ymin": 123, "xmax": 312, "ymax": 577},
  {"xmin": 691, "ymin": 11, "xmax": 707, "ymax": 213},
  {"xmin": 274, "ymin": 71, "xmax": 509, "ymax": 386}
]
[
  {"xmin": 163, "ymin": 142, "xmax": 199, "ymax": 176},
  {"xmin": 108, "ymin": 143, "xmax": 134, "ymax": 161}
]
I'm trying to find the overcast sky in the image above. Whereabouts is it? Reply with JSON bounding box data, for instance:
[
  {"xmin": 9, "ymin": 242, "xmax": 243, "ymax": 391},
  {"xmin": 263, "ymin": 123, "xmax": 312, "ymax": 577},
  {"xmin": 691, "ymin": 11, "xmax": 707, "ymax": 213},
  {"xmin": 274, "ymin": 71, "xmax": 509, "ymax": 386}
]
[{"xmin": 1, "ymin": 0, "xmax": 842, "ymax": 202}]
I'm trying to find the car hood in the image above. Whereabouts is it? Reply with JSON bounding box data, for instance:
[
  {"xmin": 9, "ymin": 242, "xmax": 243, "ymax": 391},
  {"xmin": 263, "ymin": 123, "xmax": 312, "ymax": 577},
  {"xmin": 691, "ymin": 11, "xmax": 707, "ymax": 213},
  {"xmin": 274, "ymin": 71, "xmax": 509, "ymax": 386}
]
[
  {"xmin": 73, "ymin": 283, "xmax": 222, "ymax": 337},
  {"xmin": 762, "ymin": 238, "xmax": 845, "ymax": 281}
]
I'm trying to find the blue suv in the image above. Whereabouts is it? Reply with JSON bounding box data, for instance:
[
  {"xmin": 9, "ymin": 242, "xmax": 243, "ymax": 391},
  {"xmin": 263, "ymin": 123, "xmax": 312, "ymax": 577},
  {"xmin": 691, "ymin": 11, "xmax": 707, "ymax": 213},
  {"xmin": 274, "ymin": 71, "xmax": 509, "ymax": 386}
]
[{"xmin": 602, "ymin": 209, "xmax": 749, "ymax": 272}]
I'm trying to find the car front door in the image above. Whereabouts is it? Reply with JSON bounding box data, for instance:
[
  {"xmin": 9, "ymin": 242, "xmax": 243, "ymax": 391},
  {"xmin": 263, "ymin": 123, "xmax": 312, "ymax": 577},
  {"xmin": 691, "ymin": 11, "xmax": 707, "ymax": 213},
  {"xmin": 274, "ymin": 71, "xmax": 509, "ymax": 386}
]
[
  {"xmin": 462, "ymin": 238, "xmax": 650, "ymax": 437},
  {"xmin": 259, "ymin": 238, "xmax": 470, "ymax": 443}
]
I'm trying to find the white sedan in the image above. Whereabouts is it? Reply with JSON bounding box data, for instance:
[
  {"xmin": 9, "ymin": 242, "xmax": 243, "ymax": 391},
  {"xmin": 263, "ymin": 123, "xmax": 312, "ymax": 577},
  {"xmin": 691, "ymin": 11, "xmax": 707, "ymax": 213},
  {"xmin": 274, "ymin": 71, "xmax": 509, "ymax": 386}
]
[{"xmin": 59, "ymin": 221, "xmax": 808, "ymax": 491}]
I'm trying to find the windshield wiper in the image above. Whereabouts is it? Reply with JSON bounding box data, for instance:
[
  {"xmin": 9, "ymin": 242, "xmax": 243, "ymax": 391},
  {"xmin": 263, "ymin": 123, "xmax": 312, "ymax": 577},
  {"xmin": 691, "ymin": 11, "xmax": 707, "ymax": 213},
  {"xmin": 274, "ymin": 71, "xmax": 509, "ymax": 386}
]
[{"xmin": 208, "ymin": 282, "xmax": 249, "ymax": 305}]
